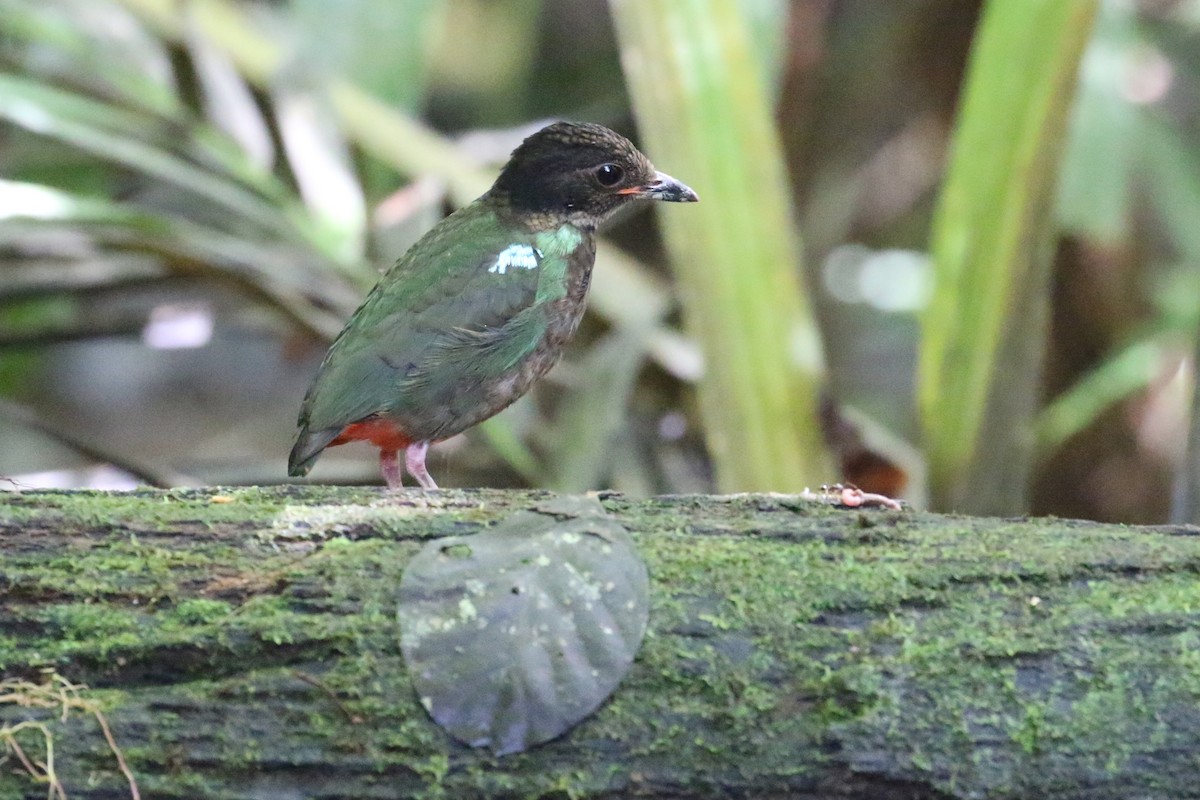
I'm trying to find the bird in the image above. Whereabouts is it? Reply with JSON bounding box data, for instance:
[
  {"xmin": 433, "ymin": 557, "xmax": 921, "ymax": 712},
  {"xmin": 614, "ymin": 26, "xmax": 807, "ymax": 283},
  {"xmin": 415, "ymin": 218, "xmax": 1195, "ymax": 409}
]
[{"xmin": 288, "ymin": 121, "xmax": 698, "ymax": 489}]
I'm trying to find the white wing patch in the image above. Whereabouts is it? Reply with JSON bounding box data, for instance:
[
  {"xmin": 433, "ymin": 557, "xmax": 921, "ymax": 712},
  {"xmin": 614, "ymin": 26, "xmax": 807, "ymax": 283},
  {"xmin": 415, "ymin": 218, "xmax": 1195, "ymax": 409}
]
[{"xmin": 489, "ymin": 244, "xmax": 542, "ymax": 275}]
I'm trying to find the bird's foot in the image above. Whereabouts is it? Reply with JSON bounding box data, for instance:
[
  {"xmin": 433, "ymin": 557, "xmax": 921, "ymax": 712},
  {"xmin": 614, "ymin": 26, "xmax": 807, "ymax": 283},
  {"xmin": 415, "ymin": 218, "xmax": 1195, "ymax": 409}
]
[
  {"xmin": 405, "ymin": 441, "xmax": 439, "ymax": 490},
  {"xmin": 380, "ymin": 450, "xmax": 404, "ymax": 489}
]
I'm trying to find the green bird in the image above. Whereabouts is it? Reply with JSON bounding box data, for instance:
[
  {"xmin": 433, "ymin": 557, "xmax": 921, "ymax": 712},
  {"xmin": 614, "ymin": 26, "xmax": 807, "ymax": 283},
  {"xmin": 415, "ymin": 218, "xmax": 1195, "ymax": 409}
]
[{"xmin": 288, "ymin": 121, "xmax": 698, "ymax": 488}]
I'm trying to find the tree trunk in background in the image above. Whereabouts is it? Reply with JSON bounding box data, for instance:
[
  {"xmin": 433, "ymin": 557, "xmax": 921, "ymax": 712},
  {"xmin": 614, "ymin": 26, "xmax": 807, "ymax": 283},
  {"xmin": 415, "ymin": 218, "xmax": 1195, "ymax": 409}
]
[{"xmin": 2, "ymin": 486, "xmax": 1199, "ymax": 799}]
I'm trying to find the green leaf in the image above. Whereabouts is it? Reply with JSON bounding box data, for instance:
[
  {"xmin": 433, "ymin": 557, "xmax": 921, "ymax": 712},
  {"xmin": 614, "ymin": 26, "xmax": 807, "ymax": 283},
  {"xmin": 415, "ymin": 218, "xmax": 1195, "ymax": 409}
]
[
  {"xmin": 1035, "ymin": 335, "xmax": 1166, "ymax": 456},
  {"xmin": 184, "ymin": 17, "xmax": 277, "ymax": 172},
  {"xmin": 0, "ymin": 73, "xmax": 328, "ymax": 254},
  {"xmin": 398, "ymin": 496, "xmax": 650, "ymax": 755},
  {"xmin": 0, "ymin": 178, "xmax": 158, "ymax": 225},
  {"xmin": 1140, "ymin": 114, "xmax": 1200, "ymax": 263},
  {"xmin": 1056, "ymin": 0, "xmax": 1137, "ymax": 243},
  {"xmin": 287, "ymin": 0, "xmax": 442, "ymax": 113},
  {"xmin": 611, "ymin": 0, "xmax": 833, "ymax": 492},
  {"xmin": 272, "ymin": 87, "xmax": 367, "ymax": 264},
  {"xmin": 0, "ymin": 0, "xmax": 181, "ymax": 116},
  {"xmin": 918, "ymin": 0, "xmax": 1098, "ymax": 512},
  {"xmin": 0, "ymin": 180, "xmax": 353, "ymax": 339}
]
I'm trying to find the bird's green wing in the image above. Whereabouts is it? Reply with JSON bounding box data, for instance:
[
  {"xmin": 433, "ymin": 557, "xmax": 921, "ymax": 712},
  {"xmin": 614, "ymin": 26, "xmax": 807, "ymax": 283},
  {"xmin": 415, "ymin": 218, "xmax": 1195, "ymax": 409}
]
[{"xmin": 291, "ymin": 202, "xmax": 586, "ymax": 468}]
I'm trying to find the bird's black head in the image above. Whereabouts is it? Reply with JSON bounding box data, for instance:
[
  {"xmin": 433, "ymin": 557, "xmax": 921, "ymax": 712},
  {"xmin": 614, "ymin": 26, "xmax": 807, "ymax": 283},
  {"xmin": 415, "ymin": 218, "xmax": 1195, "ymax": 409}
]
[{"xmin": 490, "ymin": 121, "xmax": 698, "ymax": 230}]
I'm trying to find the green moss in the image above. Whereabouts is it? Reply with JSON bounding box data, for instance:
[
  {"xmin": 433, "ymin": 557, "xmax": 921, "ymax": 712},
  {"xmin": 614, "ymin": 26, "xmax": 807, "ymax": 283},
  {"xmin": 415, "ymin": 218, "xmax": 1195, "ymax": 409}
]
[
  {"xmin": 4, "ymin": 488, "xmax": 1200, "ymax": 797},
  {"xmin": 162, "ymin": 598, "xmax": 233, "ymax": 627},
  {"xmin": 42, "ymin": 602, "xmax": 143, "ymax": 642}
]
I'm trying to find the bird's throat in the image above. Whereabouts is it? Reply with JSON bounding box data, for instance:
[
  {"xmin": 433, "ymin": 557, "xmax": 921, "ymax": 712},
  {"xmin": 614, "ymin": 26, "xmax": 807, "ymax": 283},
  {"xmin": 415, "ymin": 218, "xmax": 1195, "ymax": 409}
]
[{"xmin": 533, "ymin": 224, "xmax": 587, "ymax": 304}]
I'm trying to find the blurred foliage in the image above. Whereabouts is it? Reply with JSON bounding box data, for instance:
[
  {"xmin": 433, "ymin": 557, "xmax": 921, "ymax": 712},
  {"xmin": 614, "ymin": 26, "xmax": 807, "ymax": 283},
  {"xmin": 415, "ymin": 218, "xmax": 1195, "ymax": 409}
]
[
  {"xmin": 613, "ymin": 0, "xmax": 832, "ymax": 492},
  {"xmin": 0, "ymin": 0, "xmax": 1197, "ymax": 523},
  {"xmin": 919, "ymin": 0, "xmax": 1098, "ymax": 514}
]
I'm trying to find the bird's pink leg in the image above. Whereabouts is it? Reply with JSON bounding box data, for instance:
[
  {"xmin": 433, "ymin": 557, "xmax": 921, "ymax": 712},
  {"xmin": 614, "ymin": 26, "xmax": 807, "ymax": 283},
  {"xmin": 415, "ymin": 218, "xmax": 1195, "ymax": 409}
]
[
  {"xmin": 405, "ymin": 441, "xmax": 438, "ymax": 489},
  {"xmin": 380, "ymin": 449, "xmax": 404, "ymax": 489}
]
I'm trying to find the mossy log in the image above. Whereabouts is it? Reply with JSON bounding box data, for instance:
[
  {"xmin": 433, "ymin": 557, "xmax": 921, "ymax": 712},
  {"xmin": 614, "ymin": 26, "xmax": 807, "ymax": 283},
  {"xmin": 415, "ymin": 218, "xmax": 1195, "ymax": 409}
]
[{"xmin": 2, "ymin": 486, "xmax": 1200, "ymax": 799}]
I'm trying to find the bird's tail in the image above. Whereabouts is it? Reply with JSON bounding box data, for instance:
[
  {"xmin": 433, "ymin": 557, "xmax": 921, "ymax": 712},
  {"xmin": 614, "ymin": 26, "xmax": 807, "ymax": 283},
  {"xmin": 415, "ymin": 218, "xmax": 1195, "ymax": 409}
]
[{"xmin": 288, "ymin": 427, "xmax": 340, "ymax": 477}]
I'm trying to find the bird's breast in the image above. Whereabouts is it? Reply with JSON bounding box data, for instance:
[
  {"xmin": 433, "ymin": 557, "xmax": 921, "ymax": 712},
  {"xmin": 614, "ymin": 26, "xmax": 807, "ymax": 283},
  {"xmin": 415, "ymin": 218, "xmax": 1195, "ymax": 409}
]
[{"xmin": 538, "ymin": 235, "xmax": 596, "ymax": 347}]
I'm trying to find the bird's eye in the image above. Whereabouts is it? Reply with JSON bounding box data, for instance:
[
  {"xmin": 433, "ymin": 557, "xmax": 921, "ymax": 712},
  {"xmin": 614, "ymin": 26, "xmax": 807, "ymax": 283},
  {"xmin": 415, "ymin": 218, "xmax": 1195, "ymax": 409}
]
[{"xmin": 595, "ymin": 163, "xmax": 624, "ymax": 187}]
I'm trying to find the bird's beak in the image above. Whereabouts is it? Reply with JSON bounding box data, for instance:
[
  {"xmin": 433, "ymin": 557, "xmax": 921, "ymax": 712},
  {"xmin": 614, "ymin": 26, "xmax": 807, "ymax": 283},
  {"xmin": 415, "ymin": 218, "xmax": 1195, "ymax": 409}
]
[{"xmin": 618, "ymin": 171, "xmax": 699, "ymax": 203}]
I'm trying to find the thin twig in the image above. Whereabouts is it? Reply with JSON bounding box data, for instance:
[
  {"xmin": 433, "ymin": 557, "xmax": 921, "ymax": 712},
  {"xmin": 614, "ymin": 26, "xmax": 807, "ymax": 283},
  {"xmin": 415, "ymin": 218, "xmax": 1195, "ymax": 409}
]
[
  {"xmin": 90, "ymin": 707, "xmax": 141, "ymax": 800},
  {"xmin": 291, "ymin": 671, "xmax": 363, "ymax": 724},
  {"xmin": 0, "ymin": 674, "xmax": 141, "ymax": 799}
]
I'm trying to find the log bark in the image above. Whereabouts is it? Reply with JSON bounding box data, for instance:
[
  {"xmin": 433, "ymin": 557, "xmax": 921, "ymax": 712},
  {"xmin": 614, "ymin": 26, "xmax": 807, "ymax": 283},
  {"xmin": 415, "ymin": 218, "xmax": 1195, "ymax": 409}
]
[{"xmin": 2, "ymin": 486, "xmax": 1200, "ymax": 799}]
